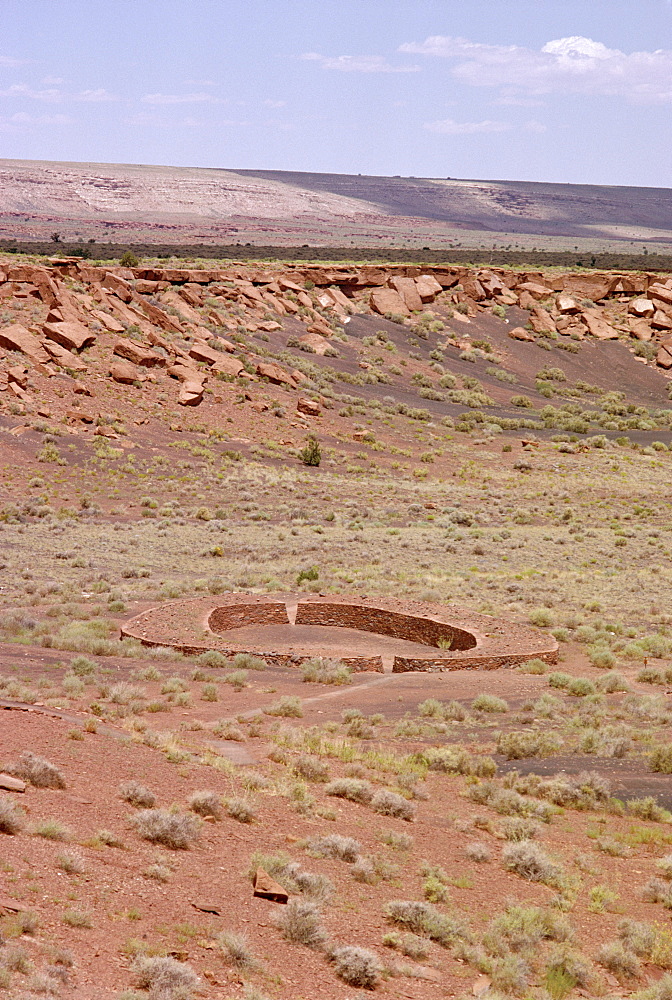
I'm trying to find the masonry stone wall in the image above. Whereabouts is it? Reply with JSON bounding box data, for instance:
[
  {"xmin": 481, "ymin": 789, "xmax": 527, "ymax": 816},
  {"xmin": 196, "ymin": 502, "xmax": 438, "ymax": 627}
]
[{"xmin": 294, "ymin": 602, "xmax": 476, "ymax": 650}]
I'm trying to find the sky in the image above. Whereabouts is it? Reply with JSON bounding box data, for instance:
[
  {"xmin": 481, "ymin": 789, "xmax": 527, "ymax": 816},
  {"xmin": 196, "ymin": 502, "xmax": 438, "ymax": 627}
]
[{"xmin": 1, "ymin": 0, "xmax": 672, "ymax": 187}]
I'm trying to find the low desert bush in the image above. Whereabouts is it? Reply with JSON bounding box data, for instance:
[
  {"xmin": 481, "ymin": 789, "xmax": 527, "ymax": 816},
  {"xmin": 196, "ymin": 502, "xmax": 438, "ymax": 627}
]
[
  {"xmin": 650, "ymin": 745, "xmax": 672, "ymax": 774},
  {"xmin": 227, "ymin": 798, "xmax": 257, "ymax": 823},
  {"xmin": 0, "ymin": 795, "xmax": 25, "ymax": 834},
  {"xmin": 502, "ymin": 842, "xmax": 562, "ymax": 885},
  {"xmin": 275, "ymin": 898, "xmax": 327, "ymax": 950},
  {"xmin": 33, "ymin": 819, "xmax": 70, "ymax": 841},
  {"xmin": 325, "ymin": 778, "xmax": 374, "ymax": 805},
  {"xmin": 497, "ymin": 731, "xmax": 562, "ymax": 759},
  {"xmin": 130, "ymin": 809, "xmax": 200, "ymax": 849},
  {"xmin": 62, "ymin": 908, "xmax": 92, "ymax": 928},
  {"xmin": 330, "ymin": 944, "xmax": 381, "ymax": 989},
  {"xmin": 264, "ymin": 696, "xmax": 303, "ymax": 717},
  {"xmin": 472, "ymin": 693, "xmax": 508, "ymax": 713},
  {"xmin": 382, "ymin": 930, "xmax": 430, "ymax": 960},
  {"xmin": 132, "ymin": 955, "xmax": 200, "ymax": 998},
  {"xmin": 371, "ymin": 789, "xmax": 416, "ymax": 821},
  {"xmin": 465, "ymin": 841, "xmax": 492, "ymax": 862},
  {"xmin": 56, "ymin": 851, "xmax": 85, "ymax": 874},
  {"xmin": 119, "ymin": 781, "xmax": 156, "ymax": 808},
  {"xmin": 188, "ymin": 790, "xmax": 222, "ymax": 819},
  {"xmin": 301, "ymin": 658, "xmax": 352, "ymax": 685},
  {"xmin": 595, "ymin": 940, "xmax": 640, "ymax": 977},
  {"xmin": 8, "ymin": 751, "xmax": 66, "ymax": 789},
  {"xmin": 294, "ymin": 756, "xmax": 330, "ymax": 783},
  {"xmin": 308, "ymin": 833, "xmax": 361, "ymax": 862},
  {"xmin": 500, "ymin": 817, "xmax": 541, "ymax": 841},
  {"xmin": 384, "ymin": 899, "xmax": 471, "ymax": 947},
  {"xmin": 217, "ymin": 931, "xmax": 260, "ymax": 971}
]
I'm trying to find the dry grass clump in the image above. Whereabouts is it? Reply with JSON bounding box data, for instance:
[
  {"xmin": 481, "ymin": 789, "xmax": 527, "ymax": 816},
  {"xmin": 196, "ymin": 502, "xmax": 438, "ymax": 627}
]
[
  {"xmin": 8, "ymin": 751, "xmax": 66, "ymax": 789},
  {"xmin": 371, "ymin": 789, "xmax": 416, "ymax": 821},
  {"xmin": 56, "ymin": 851, "xmax": 85, "ymax": 874},
  {"xmin": 264, "ymin": 696, "xmax": 303, "ymax": 717},
  {"xmin": 642, "ymin": 878, "xmax": 672, "ymax": 908},
  {"xmin": 483, "ymin": 904, "xmax": 573, "ymax": 955},
  {"xmin": 330, "ymin": 944, "xmax": 381, "ymax": 989},
  {"xmin": 308, "ymin": 834, "xmax": 361, "ymax": 863},
  {"xmin": 384, "ymin": 900, "xmax": 471, "ymax": 947},
  {"xmin": 217, "ymin": 931, "xmax": 260, "ymax": 971},
  {"xmin": 132, "ymin": 955, "xmax": 200, "ymax": 998},
  {"xmin": 379, "ymin": 829, "xmax": 414, "ymax": 851},
  {"xmin": 130, "ymin": 809, "xmax": 200, "ymax": 849},
  {"xmin": 502, "ymin": 842, "xmax": 562, "ymax": 885},
  {"xmin": 226, "ymin": 798, "xmax": 257, "ymax": 823},
  {"xmin": 33, "ymin": 818, "xmax": 70, "ymax": 841},
  {"xmin": 294, "ymin": 756, "xmax": 330, "ymax": 782},
  {"xmin": 420, "ymin": 746, "xmax": 496, "ymax": 778},
  {"xmin": 657, "ymin": 855, "xmax": 672, "ymax": 880},
  {"xmin": 62, "ymin": 908, "xmax": 92, "ymax": 928},
  {"xmin": 500, "ymin": 817, "xmax": 541, "ymax": 841},
  {"xmin": 595, "ymin": 940, "xmax": 640, "ymax": 977},
  {"xmin": 465, "ymin": 841, "xmax": 492, "ymax": 862},
  {"xmin": 275, "ymin": 898, "xmax": 328, "ymax": 950},
  {"xmin": 0, "ymin": 795, "xmax": 25, "ymax": 834},
  {"xmin": 187, "ymin": 790, "xmax": 222, "ymax": 819},
  {"xmin": 382, "ymin": 930, "xmax": 430, "ymax": 960},
  {"xmin": 325, "ymin": 778, "xmax": 374, "ymax": 805},
  {"xmin": 301, "ymin": 657, "xmax": 352, "ymax": 685},
  {"xmin": 497, "ymin": 731, "xmax": 562, "ymax": 760},
  {"xmin": 472, "ymin": 693, "xmax": 509, "ymax": 713},
  {"xmin": 119, "ymin": 780, "xmax": 156, "ymax": 808},
  {"xmin": 143, "ymin": 862, "xmax": 172, "ymax": 882}
]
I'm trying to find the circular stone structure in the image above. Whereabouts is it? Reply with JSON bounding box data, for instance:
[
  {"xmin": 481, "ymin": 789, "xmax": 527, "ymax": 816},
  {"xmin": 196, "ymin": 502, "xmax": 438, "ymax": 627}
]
[{"xmin": 121, "ymin": 593, "xmax": 558, "ymax": 673}]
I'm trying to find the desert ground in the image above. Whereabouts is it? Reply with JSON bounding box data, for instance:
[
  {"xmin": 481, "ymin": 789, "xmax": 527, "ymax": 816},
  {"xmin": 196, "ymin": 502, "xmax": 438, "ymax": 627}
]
[{"xmin": 2, "ymin": 253, "xmax": 672, "ymax": 1000}]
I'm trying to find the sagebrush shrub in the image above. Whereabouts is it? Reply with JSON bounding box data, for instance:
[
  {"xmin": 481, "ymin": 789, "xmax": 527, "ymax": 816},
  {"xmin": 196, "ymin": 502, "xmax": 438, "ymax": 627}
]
[
  {"xmin": 188, "ymin": 790, "xmax": 222, "ymax": 819},
  {"xmin": 0, "ymin": 795, "xmax": 24, "ymax": 834},
  {"xmin": 132, "ymin": 955, "xmax": 200, "ymax": 997},
  {"xmin": 275, "ymin": 899, "xmax": 327, "ymax": 949},
  {"xmin": 325, "ymin": 778, "xmax": 374, "ymax": 805},
  {"xmin": 119, "ymin": 781, "xmax": 156, "ymax": 808},
  {"xmin": 308, "ymin": 834, "xmax": 360, "ymax": 863},
  {"xmin": 9, "ymin": 751, "xmax": 65, "ymax": 789},
  {"xmin": 371, "ymin": 789, "xmax": 416, "ymax": 821},
  {"xmin": 502, "ymin": 842, "xmax": 562, "ymax": 885},
  {"xmin": 130, "ymin": 809, "xmax": 200, "ymax": 849},
  {"xmin": 330, "ymin": 945, "xmax": 381, "ymax": 988}
]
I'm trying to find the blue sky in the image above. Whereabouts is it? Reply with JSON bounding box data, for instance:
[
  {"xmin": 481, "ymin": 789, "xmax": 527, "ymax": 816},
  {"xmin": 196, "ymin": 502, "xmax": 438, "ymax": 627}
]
[{"xmin": 2, "ymin": 0, "xmax": 672, "ymax": 186}]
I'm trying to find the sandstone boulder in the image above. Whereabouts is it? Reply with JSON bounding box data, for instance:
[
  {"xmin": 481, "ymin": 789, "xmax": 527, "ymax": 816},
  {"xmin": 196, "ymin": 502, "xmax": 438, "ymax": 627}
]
[
  {"xmin": 477, "ymin": 272, "xmax": 505, "ymax": 298},
  {"xmin": 652, "ymin": 310, "xmax": 672, "ymax": 331},
  {"xmin": 508, "ymin": 327, "xmax": 536, "ymax": 342},
  {"xmin": 528, "ymin": 307, "xmax": 556, "ymax": 335},
  {"xmin": 0, "ymin": 324, "xmax": 50, "ymax": 364},
  {"xmin": 297, "ymin": 333, "xmax": 331, "ymax": 355},
  {"xmin": 415, "ymin": 274, "xmax": 443, "ymax": 303},
  {"xmin": 42, "ymin": 340, "xmax": 88, "ymax": 371},
  {"xmin": 167, "ymin": 362, "xmax": 202, "ymax": 382},
  {"xmin": 461, "ymin": 276, "xmax": 486, "ymax": 301},
  {"xmin": 297, "ymin": 397, "xmax": 321, "ymax": 417},
  {"xmin": 43, "ymin": 320, "xmax": 95, "ymax": 352},
  {"xmin": 189, "ymin": 342, "xmax": 222, "ymax": 366},
  {"xmin": 369, "ymin": 287, "xmax": 410, "ymax": 317},
  {"xmin": 648, "ymin": 283, "xmax": 672, "ymax": 308},
  {"xmin": 0, "ymin": 773, "xmax": 26, "ymax": 793},
  {"xmin": 559, "ymin": 273, "xmax": 615, "ymax": 301},
  {"xmin": 256, "ymin": 361, "xmax": 297, "ymax": 388},
  {"xmin": 629, "ymin": 319, "xmax": 653, "ymax": 341},
  {"xmin": 212, "ymin": 355, "xmax": 244, "ymax": 378},
  {"xmin": 91, "ymin": 309, "xmax": 125, "ymax": 333},
  {"xmin": 582, "ymin": 312, "xmax": 619, "ymax": 340},
  {"xmin": 110, "ymin": 361, "xmax": 141, "ymax": 384},
  {"xmin": 178, "ymin": 381, "xmax": 204, "ymax": 406},
  {"xmin": 629, "ymin": 297, "xmax": 655, "ymax": 318},
  {"xmin": 556, "ymin": 294, "xmax": 581, "ymax": 314},
  {"xmin": 656, "ymin": 346, "xmax": 672, "ymax": 369},
  {"xmin": 516, "ymin": 281, "xmax": 552, "ymax": 301},
  {"xmin": 113, "ymin": 339, "xmax": 164, "ymax": 366},
  {"xmin": 134, "ymin": 297, "xmax": 182, "ymax": 333},
  {"xmin": 388, "ymin": 276, "xmax": 423, "ymax": 312},
  {"xmin": 101, "ymin": 272, "xmax": 133, "ymax": 301}
]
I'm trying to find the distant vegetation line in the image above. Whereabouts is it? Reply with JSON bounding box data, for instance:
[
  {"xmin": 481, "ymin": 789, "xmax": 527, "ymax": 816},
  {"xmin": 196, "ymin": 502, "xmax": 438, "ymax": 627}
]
[{"xmin": 2, "ymin": 240, "xmax": 672, "ymax": 271}]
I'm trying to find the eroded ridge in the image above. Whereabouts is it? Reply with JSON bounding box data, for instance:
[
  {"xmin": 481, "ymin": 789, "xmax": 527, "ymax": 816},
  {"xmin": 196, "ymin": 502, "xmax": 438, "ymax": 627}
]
[{"xmin": 120, "ymin": 593, "xmax": 558, "ymax": 672}]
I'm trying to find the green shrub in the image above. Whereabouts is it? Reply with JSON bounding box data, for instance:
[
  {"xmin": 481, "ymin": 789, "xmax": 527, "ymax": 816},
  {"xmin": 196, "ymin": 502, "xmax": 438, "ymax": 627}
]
[{"xmin": 472, "ymin": 693, "xmax": 508, "ymax": 713}]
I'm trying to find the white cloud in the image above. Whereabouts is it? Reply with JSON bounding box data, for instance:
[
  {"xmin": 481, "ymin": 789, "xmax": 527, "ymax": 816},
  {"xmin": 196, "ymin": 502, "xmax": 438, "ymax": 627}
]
[
  {"xmin": 263, "ymin": 99, "xmax": 286, "ymax": 108},
  {"xmin": 141, "ymin": 91, "xmax": 226, "ymax": 104},
  {"xmin": 300, "ymin": 52, "xmax": 419, "ymax": 73},
  {"xmin": 76, "ymin": 88, "xmax": 118, "ymax": 102},
  {"xmin": 0, "ymin": 83, "xmax": 60, "ymax": 100},
  {"xmin": 1, "ymin": 112, "xmax": 72, "ymax": 125},
  {"xmin": 424, "ymin": 118, "xmax": 510, "ymax": 134},
  {"xmin": 399, "ymin": 34, "xmax": 672, "ymax": 103},
  {"xmin": 0, "ymin": 56, "xmax": 29, "ymax": 68}
]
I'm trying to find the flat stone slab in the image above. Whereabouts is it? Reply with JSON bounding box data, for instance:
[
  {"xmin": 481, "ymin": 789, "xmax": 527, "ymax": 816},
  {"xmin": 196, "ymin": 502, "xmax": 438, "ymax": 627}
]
[{"xmin": 0, "ymin": 773, "xmax": 26, "ymax": 792}]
